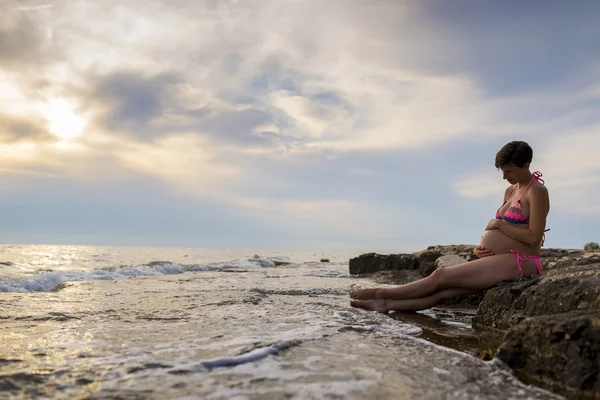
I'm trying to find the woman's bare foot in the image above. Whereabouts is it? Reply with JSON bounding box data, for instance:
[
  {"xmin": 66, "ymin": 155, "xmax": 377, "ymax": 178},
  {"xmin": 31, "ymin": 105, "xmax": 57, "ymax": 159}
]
[
  {"xmin": 349, "ymin": 288, "xmax": 380, "ymax": 300},
  {"xmin": 350, "ymin": 299, "xmax": 389, "ymax": 314}
]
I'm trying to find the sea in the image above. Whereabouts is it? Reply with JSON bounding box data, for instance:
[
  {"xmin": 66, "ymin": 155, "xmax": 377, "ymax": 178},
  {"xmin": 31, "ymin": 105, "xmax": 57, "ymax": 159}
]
[{"xmin": 0, "ymin": 244, "xmax": 562, "ymax": 399}]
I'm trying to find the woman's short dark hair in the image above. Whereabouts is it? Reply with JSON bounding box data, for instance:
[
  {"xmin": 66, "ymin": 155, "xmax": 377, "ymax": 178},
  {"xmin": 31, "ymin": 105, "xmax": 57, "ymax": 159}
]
[{"xmin": 495, "ymin": 141, "xmax": 533, "ymax": 168}]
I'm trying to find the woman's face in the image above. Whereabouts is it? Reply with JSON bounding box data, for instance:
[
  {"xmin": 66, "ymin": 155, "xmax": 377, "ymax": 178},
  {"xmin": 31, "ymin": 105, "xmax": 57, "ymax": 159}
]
[{"xmin": 500, "ymin": 163, "xmax": 526, "ymax": 184}]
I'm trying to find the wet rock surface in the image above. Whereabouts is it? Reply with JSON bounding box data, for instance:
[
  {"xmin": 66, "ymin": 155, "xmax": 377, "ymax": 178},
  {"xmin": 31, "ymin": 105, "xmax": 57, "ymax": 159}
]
[
  {"xmin": 496, "ymin": 311, "xmax": 600, "ymax": 399},
  {"xmin": 348, "ymin": 253, "xmax": 418, "ymax": 275},
  {"xmin": 475, "ymin": 251, "xmax": 600, "ymax": 398},
  {"xmin": 350, "ymin": 246, "xmax": 600, "ymax": 399}
]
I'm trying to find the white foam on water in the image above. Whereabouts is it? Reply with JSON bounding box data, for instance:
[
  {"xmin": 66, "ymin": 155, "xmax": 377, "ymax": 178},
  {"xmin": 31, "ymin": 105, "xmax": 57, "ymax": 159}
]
[
  {"xmin": 265, "ymin": 256, "xmax": 291, "ymax": 265},
  {"xmin": 433, "ymin": 367, "xmax": 452, "ymax": 375},
  {"xmin": 0, "ymin": 257, "xmax": 282, "ymax": 293},
  {"xmin": 189, "ymin": 341, "xmax": 300, "ymax": 371},
  {"xmin": 309, "ymin": 270, "xmax": 350, "ymax": 277},
  {"xmin": 188, "ymin": 346, "xmax": 379, "ymax": 399},
  {"xmin": 169, "ymin": 355, "xmax": 377, "ymax": 400},
  {"xmin": 333, "ymin": 310, "xmax": 423, "ymax": 337},
  {"xmin": 210, "ymin": 375, "xmax": 377, "ymax": 400},
  {"xmin": 441, "ymin": 320, "xmax": 471, "ymax": 328}
]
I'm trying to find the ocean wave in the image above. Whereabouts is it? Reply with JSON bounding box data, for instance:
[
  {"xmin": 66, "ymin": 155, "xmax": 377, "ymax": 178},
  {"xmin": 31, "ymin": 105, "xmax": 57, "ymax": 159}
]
[{"xmin": 0, "ymin": 256, "xmax": 287, "ymax": 293}]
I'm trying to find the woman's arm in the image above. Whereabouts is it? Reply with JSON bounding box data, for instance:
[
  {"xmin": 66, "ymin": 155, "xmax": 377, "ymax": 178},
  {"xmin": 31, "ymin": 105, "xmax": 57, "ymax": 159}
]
[{"xmin": 491, "ymin": 185, "xmax": 550, "ymax": 246}]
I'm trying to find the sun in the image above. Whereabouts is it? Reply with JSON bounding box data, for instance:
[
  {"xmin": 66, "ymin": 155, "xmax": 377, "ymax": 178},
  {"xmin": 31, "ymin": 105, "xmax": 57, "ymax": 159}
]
[{"xmin": 42, "ymin": 99, "xmax": 86, "ymax": 140}]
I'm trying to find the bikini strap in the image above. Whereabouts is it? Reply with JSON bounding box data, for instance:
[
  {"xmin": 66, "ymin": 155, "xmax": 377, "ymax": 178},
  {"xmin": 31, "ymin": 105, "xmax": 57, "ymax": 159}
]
[
  {"xmin": 541, "ymin": 228, "xmax": 550, "ymax": 246},
  {"xmin": 506, "ymin": 186, "xmax": 517, "ymax": 199},
  {"xmin": 518, "ymin": 171, "xmax": 544, "ymax": 201}
]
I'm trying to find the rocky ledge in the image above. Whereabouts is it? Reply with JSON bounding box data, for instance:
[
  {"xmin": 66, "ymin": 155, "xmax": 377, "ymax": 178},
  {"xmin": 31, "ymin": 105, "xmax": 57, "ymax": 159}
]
[{"xmin": 349, "ymin": 246, "xmax": 600, "ymax": 399}]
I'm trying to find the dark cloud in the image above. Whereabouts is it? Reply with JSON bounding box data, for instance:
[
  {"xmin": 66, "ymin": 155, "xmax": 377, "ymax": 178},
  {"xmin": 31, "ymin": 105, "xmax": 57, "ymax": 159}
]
[
  {"xmin": 92, "ymin": 72, "xmax": 181, "ymax": 137},
  {"xmin": 0, "ymin": 11, "xmax": 50, "ymax": 67},
  {"xmin": 191, "ymin": 107, "xmax": 274, "ymax": 145},
  {"xmin": 0, "ymin": 114, "xmax": 51, "ymax": 142},
  {"xmin": 89, "ymin": 70, "xmax": 282, "ymax": 147},
  {"xmin": 417, "ymin": 0, "xmax": 600, "ymax": 96}
]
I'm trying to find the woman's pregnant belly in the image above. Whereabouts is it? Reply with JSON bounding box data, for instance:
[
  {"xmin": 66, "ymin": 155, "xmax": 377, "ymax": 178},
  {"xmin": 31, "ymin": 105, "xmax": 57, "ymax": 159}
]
[{"xmin": 480, "ymin": 229, "xmax": 538, "ymax": 256}]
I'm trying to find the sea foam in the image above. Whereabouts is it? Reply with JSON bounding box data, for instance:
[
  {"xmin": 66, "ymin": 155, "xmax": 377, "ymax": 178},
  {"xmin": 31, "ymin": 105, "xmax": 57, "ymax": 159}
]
[{"xmin": 0, "ymin": 256, "xmax": 282, "ymax": 293}]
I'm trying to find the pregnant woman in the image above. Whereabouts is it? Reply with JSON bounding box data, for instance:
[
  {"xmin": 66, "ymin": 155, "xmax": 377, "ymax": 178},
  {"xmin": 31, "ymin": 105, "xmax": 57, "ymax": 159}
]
[{"xmin": 350, "ymin": 141, "xmax": 551, "ymax": 313}]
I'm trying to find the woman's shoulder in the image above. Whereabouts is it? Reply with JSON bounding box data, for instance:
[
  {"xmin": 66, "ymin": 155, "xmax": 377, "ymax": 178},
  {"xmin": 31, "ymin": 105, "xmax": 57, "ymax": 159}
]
[
  {"xmin": 526, "ymin": 181, "xmax": 549, "ymax": 201},
  {"xmin": 531, "ymin": 180, "xmax": 549, "ymax": 194}
]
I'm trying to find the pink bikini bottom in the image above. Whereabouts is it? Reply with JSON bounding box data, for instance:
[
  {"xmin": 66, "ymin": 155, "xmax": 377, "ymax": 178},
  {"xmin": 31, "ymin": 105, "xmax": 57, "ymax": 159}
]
[{"xmin": 511, "ymin": 250, "xmax": 543, "ymax": 278}]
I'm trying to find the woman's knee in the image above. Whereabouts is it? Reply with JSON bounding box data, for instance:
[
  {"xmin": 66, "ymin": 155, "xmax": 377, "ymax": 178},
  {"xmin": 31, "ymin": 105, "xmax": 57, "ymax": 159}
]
[{"xmin": 428, "ymin": 268, "xmax": 446, "ymax": 289}]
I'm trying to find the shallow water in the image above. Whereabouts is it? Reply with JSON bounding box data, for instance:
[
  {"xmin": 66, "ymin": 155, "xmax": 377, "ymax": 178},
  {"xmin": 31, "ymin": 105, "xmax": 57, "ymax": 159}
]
[{"xmin": 0, "ymin": 245, "xmax": 560, "ymax": 399}]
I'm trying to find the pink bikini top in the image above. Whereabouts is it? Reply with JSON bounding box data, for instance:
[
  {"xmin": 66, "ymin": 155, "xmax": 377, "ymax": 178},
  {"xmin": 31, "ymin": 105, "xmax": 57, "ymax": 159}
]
[
  {"xmin": 495, "ymin": 171, "xmax": 543, "ymax": 224},
  {"xmin": 495, "ymin": 171, "xmax": 550, "ymax": 244}
]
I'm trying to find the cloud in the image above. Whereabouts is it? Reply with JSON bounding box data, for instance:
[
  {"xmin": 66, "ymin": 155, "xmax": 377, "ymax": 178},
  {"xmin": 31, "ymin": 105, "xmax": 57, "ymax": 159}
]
[
  {"xmin": 2, "ymin": 0, "xmax": 600, "ymax": 245},
  {"xmin": 0, "ymin": 138, "xmax": 90, "ymax": 179},
  {"xmin": 42, "ymin": 0, "xmax": 498, "ymax": 152},
  {"xmin": 0, "ymin": 0, "xmax": 532, "ymax": 156},
  {"xmin": 92, "ymin": 71, "xmax": 182, "ymax": 137},
  {"xmin": 536, "ymin": 128, "xmax": 600, "ymax": 216},
  {"xmin": 112, "ymin": 132, "xmax": 239, "ymax": 196},
  {"xmin": 0, "ymin": 7, "xmax": 49, "ymax": 66},
  {"xmin": 417, "ymin": 1, "xmax": 600, "ymax": 95},
  {"xmin": 15, "ymin": 4, "xmax": 53, "ymax": 12},
  {"xmin": 226, "ymin": 196, "xmax": 400, "ymax": 241},
  {"xmin": 0, "ymin": 113, "xmax": 50, "ymax": 141}
]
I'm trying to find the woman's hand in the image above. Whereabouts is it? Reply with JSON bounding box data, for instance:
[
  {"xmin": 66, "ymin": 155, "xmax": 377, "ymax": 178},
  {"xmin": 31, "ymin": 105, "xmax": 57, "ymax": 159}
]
[
  {"xmin": 474, "ymin": 245, "xmax": 494, "ymax": 259},
  {"xmin": 485, "ymin": 219, "xmax": 502, "ymax": 230}
]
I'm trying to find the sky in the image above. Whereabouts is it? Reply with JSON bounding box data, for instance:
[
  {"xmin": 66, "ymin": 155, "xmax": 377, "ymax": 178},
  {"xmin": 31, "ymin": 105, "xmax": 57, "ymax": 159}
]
[{"xmin": 1, "ymin": 0, "xmax": 599, "ymax": 252}]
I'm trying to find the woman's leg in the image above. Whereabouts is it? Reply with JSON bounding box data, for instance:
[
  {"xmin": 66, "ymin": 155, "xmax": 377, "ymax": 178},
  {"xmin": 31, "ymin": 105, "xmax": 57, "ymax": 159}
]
[
  {"xmin": 351, "ymin": 253, "xmax": 538, "ymax": 301},
  {"xmin": 350, "ymin": 287, "xmax": 481, "ymax": 313}
]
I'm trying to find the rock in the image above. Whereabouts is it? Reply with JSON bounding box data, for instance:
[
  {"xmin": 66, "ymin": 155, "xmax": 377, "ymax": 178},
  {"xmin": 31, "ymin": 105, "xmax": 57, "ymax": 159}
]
[
  {"xmin": 474, "ymin": 275, "xmax": 600, "ymax": 331},
  {"xmin": 544, "ymin": 252, "xmax": 600, "ymax": 273},
  {"xmin": 407, "ymin": 245, "xmax": 478, "ymax": 278},
  {"xmin": 425, "ymin": 245, "xmax": 478, "ymax": 263},
  {"xmin": 414, "ymin": 250, "xmax": 443, "ymax": 277},
  {"xmin": 438, "ymin": 291, "xmax": 487, "ymax": 308},
  {"xmin": 473, "ymin": 253, "xmax": 600, "ymax": 398},
  {"xmin": 435, "ymin": 255, "xmax": 467, "ymax": 269},
  {"xmin": 349, "ymin": 246, "xmax": 600, "ymax": 398},
  {"xmin": 348, "ymin": 253, "xmax": 417, "ymax": 275},
  {"xmin": 424, "ymin": 244, "xmax": 477, "ymax": 254},
  {"xmin": 474, "ymin": 253, "xmax": 600, "ymax": 330},
  {"xmin": 320, "ymin": 258, "xmax": 330, "ymax": 263},
  {"xmin": 472, "ymin": 278, "xmax": 541, "ymax": 329},
  {"xmin": 370, "ymin": 269, "xmax": 422, "ymax": 285},
  {"xmin": 584, "ymin": 242, "xmax": 599, "ymax": 251},
  {"xmin": 540, "ymin": 248, "xmax": 583, "ymax": 258},
  {"xmin": 496, "ymin": 311, "xmax": 600, "ymax": 398},
  {"xmin": 349, "ymin": 245, "xmax": 477, "ymax": 278}
]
